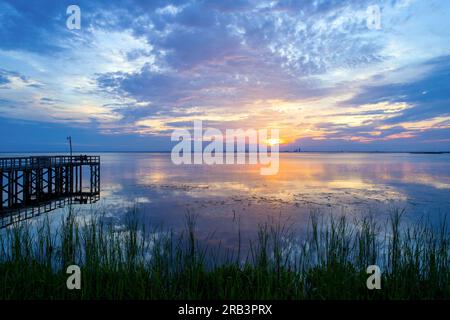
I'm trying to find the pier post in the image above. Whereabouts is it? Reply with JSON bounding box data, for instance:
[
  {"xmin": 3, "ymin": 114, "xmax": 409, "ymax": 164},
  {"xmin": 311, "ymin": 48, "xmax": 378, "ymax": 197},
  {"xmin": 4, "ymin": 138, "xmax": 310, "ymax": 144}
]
[{"xmin": 8, "ymin": 170, "xmax": 13, "ymax": 208}]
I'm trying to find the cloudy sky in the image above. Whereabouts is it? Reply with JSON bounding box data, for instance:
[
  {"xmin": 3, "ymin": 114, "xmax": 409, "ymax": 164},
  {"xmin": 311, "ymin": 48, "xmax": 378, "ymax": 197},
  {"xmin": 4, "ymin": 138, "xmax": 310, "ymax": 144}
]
[{"xmin": 0, "ymin": 0, "xmax": 449, "ymax": 151}]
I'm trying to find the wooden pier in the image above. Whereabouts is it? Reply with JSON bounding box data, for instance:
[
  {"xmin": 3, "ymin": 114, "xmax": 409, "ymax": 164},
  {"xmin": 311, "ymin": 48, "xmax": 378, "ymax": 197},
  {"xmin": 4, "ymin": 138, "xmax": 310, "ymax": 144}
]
[{"xmin": 0, "ymin": 155, "xmax": 100, "ymax": 228}]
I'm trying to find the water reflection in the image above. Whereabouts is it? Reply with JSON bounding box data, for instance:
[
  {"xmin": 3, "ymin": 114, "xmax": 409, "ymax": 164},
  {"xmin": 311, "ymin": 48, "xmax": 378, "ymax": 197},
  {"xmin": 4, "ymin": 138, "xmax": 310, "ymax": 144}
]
[{"xmin": 3, "ymin": 152, "xmax": 450, "ymax": 251}]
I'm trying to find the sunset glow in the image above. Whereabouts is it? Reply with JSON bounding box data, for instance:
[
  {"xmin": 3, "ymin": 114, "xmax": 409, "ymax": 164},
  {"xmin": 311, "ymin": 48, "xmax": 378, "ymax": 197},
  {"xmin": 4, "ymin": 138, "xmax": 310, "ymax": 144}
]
[{"xmin": 0, "ymin": 0, "xmax": 449, "ymax": 152}]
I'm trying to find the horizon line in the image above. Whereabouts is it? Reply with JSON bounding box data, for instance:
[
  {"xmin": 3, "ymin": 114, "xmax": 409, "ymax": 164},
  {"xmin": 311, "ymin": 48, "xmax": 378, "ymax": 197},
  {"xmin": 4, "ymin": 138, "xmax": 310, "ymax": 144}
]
[{"xmin": 1, "ymin": 150, "xmax": 450, "ymax": 154}]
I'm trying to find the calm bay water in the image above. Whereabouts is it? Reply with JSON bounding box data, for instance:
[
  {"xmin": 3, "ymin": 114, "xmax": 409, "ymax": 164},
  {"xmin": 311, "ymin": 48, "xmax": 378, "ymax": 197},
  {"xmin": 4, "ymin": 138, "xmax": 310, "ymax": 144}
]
[{"xmin": 3, "ymin": 152, "xmax": 450, "ymax": 251}]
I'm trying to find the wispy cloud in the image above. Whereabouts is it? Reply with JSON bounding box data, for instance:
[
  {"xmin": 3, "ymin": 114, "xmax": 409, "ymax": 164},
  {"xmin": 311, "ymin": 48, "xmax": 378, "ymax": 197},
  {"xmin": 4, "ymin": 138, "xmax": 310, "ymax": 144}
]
[{"xmin": 1, "ymin": 0, "xmax": 450, "ymax": 151}]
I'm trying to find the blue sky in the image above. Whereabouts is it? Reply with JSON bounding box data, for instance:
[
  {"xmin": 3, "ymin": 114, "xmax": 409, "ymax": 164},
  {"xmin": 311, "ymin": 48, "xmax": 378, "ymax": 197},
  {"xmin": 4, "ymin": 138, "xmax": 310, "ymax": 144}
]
[{"xmin": 0, "ymin": 0, "xmax": 449, "ymax": 152}]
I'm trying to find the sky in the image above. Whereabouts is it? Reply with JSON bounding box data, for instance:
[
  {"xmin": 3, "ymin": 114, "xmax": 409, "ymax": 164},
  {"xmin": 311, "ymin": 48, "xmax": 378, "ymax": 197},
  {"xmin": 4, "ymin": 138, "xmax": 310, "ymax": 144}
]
[{"xmin": 0, "ymin": 0, "xmax": 449, "ymax": 152}]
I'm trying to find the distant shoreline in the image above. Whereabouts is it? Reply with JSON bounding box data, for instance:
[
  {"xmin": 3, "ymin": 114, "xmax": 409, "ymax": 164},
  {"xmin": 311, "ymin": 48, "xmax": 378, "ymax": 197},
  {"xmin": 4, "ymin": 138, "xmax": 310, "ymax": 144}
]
[{"xmin": 1, "ymin": 151, "xmax": 449, "ymax": 154}]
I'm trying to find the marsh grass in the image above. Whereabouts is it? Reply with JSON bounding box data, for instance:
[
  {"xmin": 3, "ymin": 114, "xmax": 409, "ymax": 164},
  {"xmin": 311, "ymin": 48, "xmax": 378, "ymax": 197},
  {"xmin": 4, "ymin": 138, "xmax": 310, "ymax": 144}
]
[{"xmin": 0, "ymin": 209, "xmax": 449, "ymax": 300}]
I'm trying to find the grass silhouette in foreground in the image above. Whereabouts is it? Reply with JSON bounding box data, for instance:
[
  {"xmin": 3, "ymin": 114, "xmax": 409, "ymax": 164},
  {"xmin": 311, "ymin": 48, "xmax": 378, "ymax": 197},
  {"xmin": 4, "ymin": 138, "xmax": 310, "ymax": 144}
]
[{"xmin": 0, "ymin": 209, "xmax": 449, "ymax": 300}]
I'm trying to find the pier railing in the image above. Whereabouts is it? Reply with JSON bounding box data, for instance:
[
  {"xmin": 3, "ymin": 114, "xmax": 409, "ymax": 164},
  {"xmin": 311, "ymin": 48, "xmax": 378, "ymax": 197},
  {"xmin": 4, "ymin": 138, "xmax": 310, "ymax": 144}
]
[{"xmin": 0, "ymin": 155, "xmax": 100, "ymax": 170}]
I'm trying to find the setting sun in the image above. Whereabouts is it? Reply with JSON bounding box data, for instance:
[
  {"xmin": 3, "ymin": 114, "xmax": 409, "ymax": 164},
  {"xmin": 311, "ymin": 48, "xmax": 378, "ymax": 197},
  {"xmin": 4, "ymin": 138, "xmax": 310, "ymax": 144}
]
[{"xmin": 265, "ymin": 138, "xmax": 284, "ymax": 146}]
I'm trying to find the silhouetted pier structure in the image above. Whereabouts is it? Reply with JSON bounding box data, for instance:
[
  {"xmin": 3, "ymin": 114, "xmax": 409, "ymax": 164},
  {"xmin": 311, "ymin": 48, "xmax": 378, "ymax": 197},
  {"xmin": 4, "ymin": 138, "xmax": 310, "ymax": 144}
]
[{"xmin": 0, "ymin": 155, "xmax": 100, "ymax": 228}]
